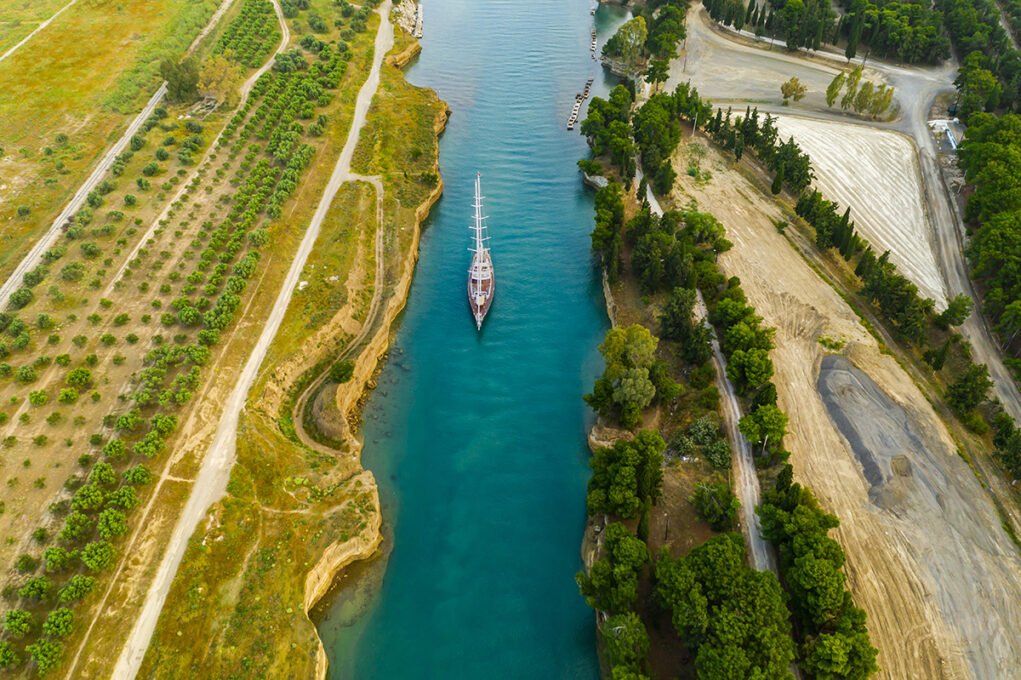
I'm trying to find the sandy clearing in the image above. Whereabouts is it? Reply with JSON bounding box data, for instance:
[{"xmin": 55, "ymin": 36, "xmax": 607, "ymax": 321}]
[
  {"xmin": 772, "ymin": 114, "xmax": 948, "ymax": 306},
  {"xmin": 668, "ymin": 136, "xmax": 1021, "ymax": 680}
]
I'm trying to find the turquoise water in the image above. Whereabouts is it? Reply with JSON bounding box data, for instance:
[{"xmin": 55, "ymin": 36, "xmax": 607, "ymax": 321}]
[{"xmin": 317, "ymin": 1, "xmax": 628, "ymax": 676}]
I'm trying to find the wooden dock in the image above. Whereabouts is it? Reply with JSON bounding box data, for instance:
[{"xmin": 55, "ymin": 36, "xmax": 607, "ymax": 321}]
[{"xmin": 566, "ymin": 77, "xmax": 595, "ymax": 130}]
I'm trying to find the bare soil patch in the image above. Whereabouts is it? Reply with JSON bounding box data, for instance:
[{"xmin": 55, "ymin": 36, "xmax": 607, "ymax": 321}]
[
  {"xmin": 772, "ymin": 114, "xmax": 947, "ymax": 305},
  {"xmin": 668, "ymin": 135, "xmax": 1021, "ymax": 680}
]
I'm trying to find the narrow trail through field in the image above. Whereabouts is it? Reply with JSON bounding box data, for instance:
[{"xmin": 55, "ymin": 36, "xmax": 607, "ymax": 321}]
[
  {"xmin": 641, "ymin": 176, "xmax": 776, "ymax": 573},
  {"xmin": 103, "ymin": 4, "xmax": 394, "ymax": 678},
  {"xmin": 0, "ymin": 0, "xmax": 240, "ymax": 309},
  {"xmin": 291, "ymin": 174, "xmax": 385, "ymax": 456},
  {"xmin": 0, "ymin": 0, "xmax": 79, "ymax": 65},
  {"xmin": 105, "ymin": 0, "xmax": 289, "ymax": 294}
]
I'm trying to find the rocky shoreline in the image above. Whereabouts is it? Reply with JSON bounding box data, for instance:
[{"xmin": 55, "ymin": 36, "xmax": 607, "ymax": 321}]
[{"xmin": 302, "ymin": 97, "xmax": 449, "ymax": 680}]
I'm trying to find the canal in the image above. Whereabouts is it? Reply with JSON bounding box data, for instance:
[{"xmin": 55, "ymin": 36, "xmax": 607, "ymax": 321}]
[{"xmin": 317, "ymin": 1, "xmax": 629, "ymax": 676}]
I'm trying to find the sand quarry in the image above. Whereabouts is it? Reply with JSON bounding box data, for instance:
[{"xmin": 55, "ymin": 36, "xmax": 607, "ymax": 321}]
[
  {"xmin": 668, "ymin": 137, "xmax": 1021, "ymax": 680},
  {"xmin": 772, "ymin": 115, "xmax": 948, "ymax": 306}
]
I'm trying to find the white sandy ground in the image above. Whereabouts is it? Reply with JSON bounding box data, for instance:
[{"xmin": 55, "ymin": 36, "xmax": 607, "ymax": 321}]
[
  {"xmin": 102, "ymin": 3, "xmax": 394, "ymax": 678},
  {"xmin": 669, "ymin": 136, "xmax": 1021, "ymax": 680},
  {"xmin": 773, "ymin": 115, "xmax": 949, "ymax": 306}
]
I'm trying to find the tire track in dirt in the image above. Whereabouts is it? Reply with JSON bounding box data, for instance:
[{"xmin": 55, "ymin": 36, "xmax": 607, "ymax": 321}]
[{"xmin": 291, "ymin": 175, "xmax": 385, "ymax": 456}]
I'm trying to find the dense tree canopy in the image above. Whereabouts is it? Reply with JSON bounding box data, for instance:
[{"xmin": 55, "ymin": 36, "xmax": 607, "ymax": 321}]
[
  {"xmin": 585, "ymin": 325, "xmax": 677, "ymax": 428},
  {"xmin": 576, "ymin": 522, "xmax": 650, "ymax": 614},
  {"xmin": 654, "ymin": 534, "xmax": 796, "ymax": 679},
  {"xmin": 758, "ymin": 469, "xmax": 880, "ymax": 679},
  {"xmin": 587, "ymin": 430, "xmax": 666, "ymax": 519}
]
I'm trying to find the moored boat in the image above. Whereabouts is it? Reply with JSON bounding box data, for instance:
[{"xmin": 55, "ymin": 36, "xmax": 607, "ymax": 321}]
[{"xmin": 467, "ymin": 173, "xmax": 494, "ymax": 330}]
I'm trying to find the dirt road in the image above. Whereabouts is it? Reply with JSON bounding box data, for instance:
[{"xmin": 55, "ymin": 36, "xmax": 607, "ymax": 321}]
[
  {"xmin": 671, "ymin": 7, "xmax": 1021, "ymax": 425},
  {"xmin": 640, "ymin": 174, "xmax": 776, "ymax": 573},
  {"xmin": 103, "ymin": 3, "xmax": 393, "ymax": 678},
  {"xmin": 0, "ymin": 0, "xmax": 240, "ymax": 309},
  {"xmin": 696, "ymin": 294, "xmax": 776, "ymax": 572},
  {"xmin": 0, "ymin": 0, "xmax": 79, "ymax": 64}
]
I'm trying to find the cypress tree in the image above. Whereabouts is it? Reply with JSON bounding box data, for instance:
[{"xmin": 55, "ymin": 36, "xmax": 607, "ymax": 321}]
[
  {"xmin": 637, "ymin": 499, "xmax": 651, "ymax": 543},
  {"xmin": 766, "ymin": 7, "xmax": 775, "ymax": 30},
  {"xmin": 846, "ymin": 18, "xmax": 861, "ymax": 60},
  {"xmin": 840, "ymin": 221, "xmax": 855, "ymax": 259},
  {"xmin": 745, "ymin": 1, "xmax": 756, "ymax": 27},
  {"xmin": 771, "ymin": 164, "xmax": 785, "ymax": 195}
]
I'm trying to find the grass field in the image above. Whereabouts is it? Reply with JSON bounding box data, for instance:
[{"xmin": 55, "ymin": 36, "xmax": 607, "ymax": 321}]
[
  {"xmin": 0, "ymin": 0, "xmax": 73, "ymax": 53},
  {"xmin": 0, "ymin": 0, "xmax": 220, "ymax": 285}
]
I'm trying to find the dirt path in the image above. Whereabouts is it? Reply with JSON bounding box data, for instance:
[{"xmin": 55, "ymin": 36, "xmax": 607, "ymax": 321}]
[
  {"xmin": 668, "ymin": 135, "xmax": 1021, "ymax": 679},
  {"xmin": 105, "ymin": 4, "xmax": 394, "ymax": 678},
  {"xmin": 106, "ymin": 0, "xmax": 287, "ymax": 293},
  {"xmin": 292, "ymin": 175, "xmax": 385, "ymax": 455},
  {"xmin": 993, "ymin": 0, "xmax": 1021, "ymax": 52},
  {"xmin": 0, "ymin": 0, "xmax": 240, "ymax": 309},
  {"xmin": 695, "ymin": 293, "xmax": 776, "ymax": 572},
  {"xmin": 0, "ymin": 0, "xmax": 79, "ymax": 65},
  {"xmin": 640, "ymin": 173, "xmax": 776, "ymax": 573}
]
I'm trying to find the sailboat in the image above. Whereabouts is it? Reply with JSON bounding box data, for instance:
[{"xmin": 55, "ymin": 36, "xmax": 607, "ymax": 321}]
[{"xmin": 467, "ymin": 173, "xmax": 494, "ymax": 330}]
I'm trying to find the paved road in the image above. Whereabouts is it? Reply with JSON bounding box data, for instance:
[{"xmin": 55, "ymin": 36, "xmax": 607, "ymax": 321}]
[
  {"xmin": 640, "ymin": 175, "xmax": 776, "ymax": 573},
  {"xmin": 106, "ymin": 3, "xmax": 394, "ymax": 678},
  {"xmin": 0, "ymin": 0, "xmax": 239, "ymax": 311},
  {"xmin": 673, "ymin": 9, "xmax": 1021, "ymax": 422}
]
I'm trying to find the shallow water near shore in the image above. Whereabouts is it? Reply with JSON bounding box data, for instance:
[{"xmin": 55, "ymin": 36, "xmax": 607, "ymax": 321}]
[{"xmin": 315, "ymin": 1, "xmax": 628, "ymax": 676}]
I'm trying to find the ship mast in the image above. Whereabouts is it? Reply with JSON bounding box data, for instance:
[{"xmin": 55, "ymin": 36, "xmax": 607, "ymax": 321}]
[{"xmin": 472, "ymin": 173, "xmax": 486, "ymax": 256}]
